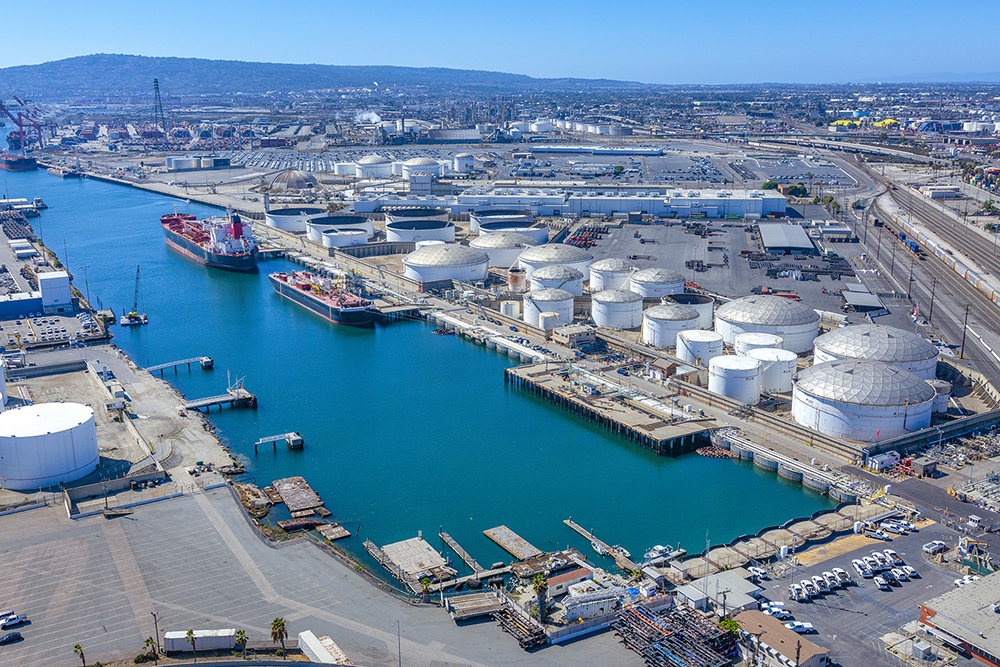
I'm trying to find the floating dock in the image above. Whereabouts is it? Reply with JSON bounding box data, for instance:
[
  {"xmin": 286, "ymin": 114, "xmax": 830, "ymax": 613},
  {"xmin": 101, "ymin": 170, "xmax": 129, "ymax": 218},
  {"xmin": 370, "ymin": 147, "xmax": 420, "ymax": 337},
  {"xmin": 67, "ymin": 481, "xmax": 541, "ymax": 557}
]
[
  {"xmin": 440, "ymin": 530, "xmax": 484, "ymax": 573},
  {"xmin": 564, "ymin": 519, "xmax": 637, "ymax": 571},
  {"xmin": 146, "ymin": 356, "xmax": 214, "ymax": 374},
  {"xmin": 272, "ymin": 476, "xmax": 324, "ymax": 513},
  {"xmin": 317, "ymin": 523, "xmax": 351, "ymax": 541},
  {"xmin": 484, "ymin": 526, "xmax": 542, "ymax": 561},
  {"xmin": 446, "ymin": 591, "xmax": 503, "ymax": 621},
  {"xmin": 365, "ymin": 536, "xmax": 457, "ymax": 593}
]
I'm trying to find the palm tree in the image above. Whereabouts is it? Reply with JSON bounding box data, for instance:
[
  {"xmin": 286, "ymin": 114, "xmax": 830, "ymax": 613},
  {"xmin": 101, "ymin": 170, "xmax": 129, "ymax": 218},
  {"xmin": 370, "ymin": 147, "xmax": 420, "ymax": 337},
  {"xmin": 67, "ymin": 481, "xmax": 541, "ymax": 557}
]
[
  {"xmin": 144, "ymin": 636, "xmax": 158, "ymax": 664},
  {"xmin": 73, "ymin": 643, "xmax": 86, "ymax": 667},
  {"xmin": 186, "ymin": 629, "xmax": 197, "ymax": 663},
  {"xmin": 271, "ymin": 617, "xmax": 288, "ymax": 659},
  {"xmin": 532, "ymin": 574, "xmax": 548, "ymax": 623},
  {"xmin": 234, "ymin": 629, "xmax": 248, "ymax": 658}
]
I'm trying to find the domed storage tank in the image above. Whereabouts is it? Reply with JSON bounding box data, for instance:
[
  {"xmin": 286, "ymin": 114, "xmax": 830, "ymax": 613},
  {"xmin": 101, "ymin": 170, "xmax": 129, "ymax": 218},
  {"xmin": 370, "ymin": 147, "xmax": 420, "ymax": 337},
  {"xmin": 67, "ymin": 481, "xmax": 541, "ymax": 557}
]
[
  {"xmin": 747, "ymin": 348, "xmax": 798, "ymax": 393},
  {"xmin": 479, "ymin": 220, "xmax": 549, "ymax": 244},
  {"xmin": 709, "ymin": 356, "xmax": 762, "ymax": 405},
  {"xmin": 265, "ymin": 206, "xmax": 328, "ymax": 232},
  {"xmin": 0, "ymin": 403, "xmax": 99, "ymax": 491},
  {"xmin": 386, "ymin": 219, "xmax": 456, "ymax": 243},
  {"xmin": 666, "ymin": 293, "xmax": 714, "ymax": 330},
  {"xmin": 469, "ymin": 231, "xmax": 538, "ymax": 268},
  {"xmin": 642, "ymin": 303, "xmax": 699, "ymax": 348},
  {"xmin": 812, "ymin": 324, "xmax": 939, "ymax": 380},
  {"xmin": 589, "ymin": 258, "xmax": 637, "ymax": 291},
  {"xmin": 523, "ymin": 288, "xmax": 574, "ymax": 327},
  {"xmin": 322, "ymin": 228, "xmax": 369, "ymax": 247},
  {"xmin": 735, "ymin": 332, "xmax": 785, "ymax": 356},
  {"xmin": 355, "ymin": 154, "xmax": 393, "ymax": 179},
  {"xmin": 927, "ymin": 379, "xmax": 952, "ymax": 413},
  {"xmin": 454, "ymin": 153, "xmax": 475, "ymax": 173},
  {"xmin": 677, "ymin": 330, "xmax": 725, "ymax": 366},
  {"xmin": 715, "ymin": 295, "xmax": 819, "ymax": 353},
  {"xmin": 529, "ymin": 264, "xmax": 584, "ymax": 295},
  {"xmin": 469, "ymin": 209, "xmax": 534, "ymax": 234},
  {"xmin": 401, "ymin": 157, "xmax": 442, "ymax": 180},
  {"xmin": 403, "ymin": 243, "xmax": 489, "ymax": 285},
  {"xmin": 791, "ymin": 359, "xmax": 935, "ymax": 442},
  {"xmin": 538, "ymin": 312, "xmax": 563, "ymax": 331},
  {"xmin": 630, "ymin": 267, "xmax": 685, "ymax": 298},
  {"xmin": 592, "ymin": 289, "xmax": 643, "ymax": 329},
  {"xmin": 518, "ymin": 243, "xmax": 593, "ymax": 275}
]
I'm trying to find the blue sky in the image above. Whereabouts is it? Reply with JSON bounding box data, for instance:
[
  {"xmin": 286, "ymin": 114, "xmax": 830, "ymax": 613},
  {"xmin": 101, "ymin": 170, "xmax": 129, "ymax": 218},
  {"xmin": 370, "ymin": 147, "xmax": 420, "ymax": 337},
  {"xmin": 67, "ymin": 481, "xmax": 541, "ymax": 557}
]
[{"xmin": 2, "ymin": 0, "xmax": 997, "ymax": 83}]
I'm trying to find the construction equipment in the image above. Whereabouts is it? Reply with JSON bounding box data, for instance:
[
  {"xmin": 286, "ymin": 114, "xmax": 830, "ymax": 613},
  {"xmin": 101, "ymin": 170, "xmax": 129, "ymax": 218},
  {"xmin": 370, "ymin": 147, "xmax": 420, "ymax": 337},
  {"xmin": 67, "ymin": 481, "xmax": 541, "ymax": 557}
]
[{"xmin": 120, "ymin": 265, "xmax": 148, "ymax": 326}]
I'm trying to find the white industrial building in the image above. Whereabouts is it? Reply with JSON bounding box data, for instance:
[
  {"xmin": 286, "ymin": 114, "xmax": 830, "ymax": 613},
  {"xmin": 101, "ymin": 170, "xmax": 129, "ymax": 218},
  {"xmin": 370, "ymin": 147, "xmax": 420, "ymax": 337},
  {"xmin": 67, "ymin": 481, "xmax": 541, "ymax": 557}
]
[
  {"xmin": 469, "ymin": 232, "xmax": 537, "ymax": 268},
  {"xmin": 812, "ymin": 324, "xmax": 939, "ymax": 381},
  {"xmin": 641, "ymin": 303, "xmax": 700, "ymax": 348},
  {"xmin": 589, "ymin": 258, "xmax": 636, "ymax": 291},
  {"xmin": 757, "ymin": 223, "xmax": 816, "ymax": 255},
  {"xmin": 677, "ymin": 330, "xmax": 724, "ymax": 366},
  {"xmin": 38, "ymin": 271, "xmax": 73, "ymax": 313},
  {"xmin": 746, "ymin": 348, "xmax": 798, "ymax": 393},
  {"xmin": 518, "ymin": 244, "xmax": 594, "ymax": 274},
  {"xmin": 734, "ymin": 332, "xmax": 785, "ymax": 356},
  {"xmin": 402, "ymin": 244, "xmax": 489, "ymax": 285},
  {"xmin": 714, "ymin": 295, "xmax": 819, "ymax": 353},
  {"xmin": 529, "ymin": 264, "xmax": 584, "ymax": 295},
  {"xmin": 791, "ymin": 360, "xmax": 935, "ymax": 442},
  {"xmin": 709, "ymin": 356, "xmax": 762, "ymax": 405},
  {"xmin": 0, "ymin": 402, "xmax": 99, "ymax": 490},
  {"xmin": 629, "ymin": 267, "xmax": 685, "ymax": 298},
  {"xmin": 523, "ymin": 288, "xmax": 574, "ymax": 328},
  {"xmin": 592, "ymin": 289, "xmax": 643, "ymax": 329}
]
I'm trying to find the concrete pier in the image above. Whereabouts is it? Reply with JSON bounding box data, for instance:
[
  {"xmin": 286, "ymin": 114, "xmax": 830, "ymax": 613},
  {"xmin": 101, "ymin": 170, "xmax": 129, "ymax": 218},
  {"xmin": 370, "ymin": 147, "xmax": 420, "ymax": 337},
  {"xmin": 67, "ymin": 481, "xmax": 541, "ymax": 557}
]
[
  {"xmin": 564, "ymin": 518, "xmax": 638, "ymax": 571},
  {"xmin": 440, "ymin": 530, "xmax": 484, "ymax": 573}
]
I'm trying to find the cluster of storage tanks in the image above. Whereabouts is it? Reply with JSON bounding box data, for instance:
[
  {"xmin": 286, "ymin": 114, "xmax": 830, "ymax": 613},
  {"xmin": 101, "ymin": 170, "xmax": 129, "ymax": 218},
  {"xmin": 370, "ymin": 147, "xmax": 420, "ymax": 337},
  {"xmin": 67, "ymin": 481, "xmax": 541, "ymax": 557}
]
[{"xmin": 349, "ymin": 153, "xmax": 477, "ymax": 180}]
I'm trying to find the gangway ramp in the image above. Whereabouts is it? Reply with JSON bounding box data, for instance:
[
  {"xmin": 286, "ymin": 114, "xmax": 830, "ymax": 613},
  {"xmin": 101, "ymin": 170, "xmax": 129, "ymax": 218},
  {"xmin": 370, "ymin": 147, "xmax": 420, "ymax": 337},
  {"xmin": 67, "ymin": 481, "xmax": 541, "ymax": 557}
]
[{"xmin": 146, "ymin": 356, "xmax": 213, "ymax": 373}]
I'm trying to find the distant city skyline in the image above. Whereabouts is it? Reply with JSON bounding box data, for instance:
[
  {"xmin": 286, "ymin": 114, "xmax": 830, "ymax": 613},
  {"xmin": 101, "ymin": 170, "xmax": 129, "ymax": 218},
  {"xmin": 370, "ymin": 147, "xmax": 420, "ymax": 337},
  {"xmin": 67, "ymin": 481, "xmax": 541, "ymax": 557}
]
[{"xmin": 3, "ymin": 0, "xmax": 999, "ymax": 84}]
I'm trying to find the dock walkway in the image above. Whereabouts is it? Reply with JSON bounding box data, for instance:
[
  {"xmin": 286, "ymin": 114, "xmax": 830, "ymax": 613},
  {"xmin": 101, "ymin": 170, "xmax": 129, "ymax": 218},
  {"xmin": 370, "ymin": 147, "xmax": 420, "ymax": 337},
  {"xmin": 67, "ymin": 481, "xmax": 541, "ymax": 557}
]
[
  {"xmin": 564, "ymin": 518, "xmax": 637, "ymax": 571},
  {"xmin": 146, "ymin": 356, "xmax": 213, "ymax": 373},
  {"xmin": 183, "ymin": 387, "xmax": 256, "ymax": 411},
  {"xmin": 363, "ymin": 539, "xmax": 422, "ymax": 594},
  {"xmin": 440, "ymin": 531, "xmax": 484, "ymax": 573},
  {"xmin": 428, "ymin": 566, "xmax": 511, "ymax": 593},
  {"xmin": 484, "ymin": 526, "xmax": 542, "ymax": 561},
  {"xmin": 255, "ymin": 432, "xmax": 303, "ymax": 451}
]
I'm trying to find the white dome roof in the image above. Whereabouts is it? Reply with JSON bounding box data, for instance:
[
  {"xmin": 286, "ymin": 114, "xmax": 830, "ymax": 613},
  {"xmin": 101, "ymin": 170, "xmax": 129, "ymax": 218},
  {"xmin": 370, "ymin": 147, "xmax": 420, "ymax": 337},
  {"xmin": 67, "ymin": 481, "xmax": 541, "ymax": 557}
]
[
  {"xmin": 591, "ymin": 257, "xmax": 636, "ymax": 272},
  {"xmin": 530, "ymin": 264, "xmax": 583, "ymax": 280},
  {"xmin": 357, "ymin": 154, "xmax": 391, "ymax": 165},
  {"xmin": 404, "ymin": 157, "xmax": 439, "ymax": 166},
  {"xmin": 403, "ymin": 243, "xmax": 488, "ymax": 267},
  {"xmin": 644, "ymin": 304, "xmax": 699, "ymax": 321},
  {"xmin": 593, "ymin": 289, "xmax": 643, "ymax": 304},
  {"xmin": 632, "ymin": 267, "xmax": 685, "ymax": 284},
  {"xmin": 469, "ymin": 232, "xmax": 537, "ymax": 249},
  {"xmin": 455, "ymin": 152, "xmax": 474, "ymax": 158},
  {"xmin": 813, "ymin": 324, "xmax": 938, "ymax": 363},
  {"xmin": 716, "ymin": 295, "xmax": 819, "ymax": 327},
  {"xmin": 525, "ymin": 288, "xmax": 575, "ymax": 302},
  {"xmin": 0, "ymin": 402, "xmax": 94, "ymax": 436},
  {"xmin": 518, "ymin": 243, "xmax": 593, "ymax": 264},
  {"xmin": 793, "ymin": 359, "xmax": 935, "ymax": 406}
]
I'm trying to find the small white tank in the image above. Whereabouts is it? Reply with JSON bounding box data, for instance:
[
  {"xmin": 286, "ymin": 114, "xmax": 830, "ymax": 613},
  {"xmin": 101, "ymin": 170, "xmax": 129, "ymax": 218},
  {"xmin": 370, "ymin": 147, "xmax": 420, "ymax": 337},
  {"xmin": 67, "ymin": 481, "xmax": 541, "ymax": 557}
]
[
  {"xmin": 538, "ymin": 312, "xmax": 562, "ymax": 331},
  {"xmin": 735, "ymin": 332, "xmax": 785, "ymax": 356},
  {"xmin": 746, "ymin": 348, "xmax": 798, "ymax": 393},
  {"xmin": 709, "ymin": 356, "xmax": 762, "ymax": 405},
  {"xmin": 665, "ymin": 294, "xmax": 714, "ymax": 330},
  {"xmin": 676, "ymin": 330, "xmax": 724, "ymax": 366},
  {"xmin": 500, "ymin": 301, "xmax": 521, "ymax": 318},
  {"xmin": 523, "ymin": 288, "xmax": 574, "ymax": 327},
  {"xmin": 641, "ymin": 304, "xmax": 699, "ymax": 348},
  {"xmin": 928, "ymin": 379, "xmax": 952, "ymax": 413}
]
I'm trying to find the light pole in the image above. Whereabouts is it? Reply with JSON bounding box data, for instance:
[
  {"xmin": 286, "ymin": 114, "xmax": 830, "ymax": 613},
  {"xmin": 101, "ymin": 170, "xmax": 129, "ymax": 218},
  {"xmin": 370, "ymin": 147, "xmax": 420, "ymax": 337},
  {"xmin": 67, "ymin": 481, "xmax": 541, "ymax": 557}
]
[
  {"xmin": 151, "ymin": 612, "xmax": 160, "ymax": 655},
  {"xmin": 391, "ymin": 621, "xmax": 401, "ymax": 667},
  {"xmin": 928, "ymin": 278, "xmax": 937, "ymax": 324},
  {"xmin": 960, "ymin": 305, "xmax": 971, "ymax": 360},
  {"xmin": 82, "ymin": 265, "xmax": 91, "ymax": 308}
]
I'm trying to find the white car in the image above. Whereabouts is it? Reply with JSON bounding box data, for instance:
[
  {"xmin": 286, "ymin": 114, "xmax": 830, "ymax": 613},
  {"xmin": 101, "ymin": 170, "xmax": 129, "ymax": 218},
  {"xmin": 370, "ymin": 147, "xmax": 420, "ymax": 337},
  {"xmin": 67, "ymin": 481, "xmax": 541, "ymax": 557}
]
[
  {"xmin": 832, "ymin": 567, "xmax": 850, "ymax": 583},
  {"xmin": 784, "ymin": 621, "xmax": 815, "ymax": 634},
  {"xmin": 902, "ymin": 565, "xmax": 918, "ymax": 578},
  {"xmin": 923, "ymin": 541, "xmax": 947, "ymax": 554},
  {"xmin": 884, "ymin": 549, "xmax": 903, "ymax": 565},
  {"xmin": 801, "ymin": 580, "xmax": 818, "ymax": 598},
  {"xmin": 823, "ymin": 572, "xmax": 840, "ymax": 589},
  {"xmin": 863, "ymin": 556, "xmax": 881, "ymax": 572},
  {"xmin": 766, "ymin": 608, "xmax": 792, "ymax": 620},
  {"xmin": 811, "ymin": 575, "xmax": 829, "ymax": 593},
  {"xmin": 891, "ymin": 567, "xmax": 909, "ymax": 582},
  {"xmin": 875, "ymin": 576, "xmax": 891, "ymax": 590},
  {"xmin": 748, "ymin": 566, "xmax": 768, "ymax": 579},
  {"xmin": 955, "ymin": 578, "xmax": 967, "ymax": 588},
  {"xmin": 789, "ymin": 583, "xmax": 806, "ymax": 601},
  {"xmin": 0, "ymin": 615, "xmax": 26, "ymax": 629}
]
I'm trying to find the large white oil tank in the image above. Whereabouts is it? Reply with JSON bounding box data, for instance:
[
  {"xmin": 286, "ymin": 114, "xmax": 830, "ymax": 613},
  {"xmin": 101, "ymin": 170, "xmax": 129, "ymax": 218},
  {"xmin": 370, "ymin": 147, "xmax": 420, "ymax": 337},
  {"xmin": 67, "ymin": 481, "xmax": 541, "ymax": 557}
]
[
  {"xmin": 0, "ymin": 403, "xmax": 99, "ymax": 490},
  {"xmin": 746, "ymin": 348, "xmax": 798, "ymax": 393},
  {"xmin": 402, "ymin": 243, "xmax": 489, "ymax": 285},
  {"xmin": 322, "ymin": 228, "xmax": 369, "ymax": 247},
  {"xmin": 479, "ymin": 220, "xmax": 549, "ymax": 244},
  {"xmin": 709, "ymin": 356, "xmax": 762, "ymax": 405},
  {"xmin": 470, "ymin": 209, "xmax": 534, "ymax": 234},
  {"xmin": 677, "ymin": 330, "xmax": 724, "ymax": 366},
  {"xmin": 629, "ymin": 268, "xmax": 685, "ymax": 298},
  {"xmin": 538, "ymin": 312, "xmax": 562, "ymax": 331},
  {"xmin": 529, "ymin": 120, "xmax": 553, "ymax": 133},
  {"xmin": 529, "ymin": 264, "xmax": 584, "ymax": 295},
  {"xmin": 928, "ymin": 379, "xmax": 952, "ymax": 413},
  {"xmin": 518, "ymin": 243, "xmax": 593, "ymax": 275},
  {"xmin": 386, "ymin": 219, "xmax": 456, "ymax": 243},
  {"xmin": 172, "ymin": 157, "xmax": 200, "ymax": 170},
  {"xmin": 454, "ymin": 153, "xmax": 475, "ymax": 173},
  {"xmin": 812, "ymin": 324, "xmax": 939, "ymax": 380},
  {"xmin": 306, "ymin": 215, "xmax": 373, "ymax": 242},
  {"xmin": 666, "ymin": 293, "xmax": 714, "ymax": 330},
  {"xmin": 592, "ymin": 289, "xmax": 643, "ymax": 329},
  {"xmin": 334, "ymin": 162, "xmax": 355, "ymax": 176},
  {"xmin": 355, "ymin": 154, "xmax": 393, "ymax": 179},
  {"xmin": 791, "ymin": 360, "xmax": 935, "ymax": 442},
  {"xmin": 714, "ymin": 295, "xmax": 819, "ymax": 353},
  {"xmin": 589, "ymin": 258, "xmax": 636, "ymax": 291},
  {"xmin": 469, "ymin": 232, "xmax": 538, "ymax": 268},
  {"xmin": 642, "ymin": 303, "xmax": 699, "ymax": 348},
  {"xmin": 401, "ymin": 157, "xmax": 442, "ymax": 180},
  {"xmin": 523, "ymin": 288, "xmax": 574, "ymax": 327},
  {"xmin": 265, "ymin": 206, "xmax": 328, "ymax": 232},
  {"xmin": 735, "ymin": 332, "xmax": 785, "ymax": 356}
]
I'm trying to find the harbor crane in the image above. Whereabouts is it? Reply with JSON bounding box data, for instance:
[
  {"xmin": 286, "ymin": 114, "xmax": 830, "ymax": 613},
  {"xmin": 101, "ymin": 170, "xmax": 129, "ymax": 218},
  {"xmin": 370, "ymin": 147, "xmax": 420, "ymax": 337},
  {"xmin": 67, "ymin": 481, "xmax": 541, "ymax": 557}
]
[
  {"xmin": 121, "ymin": 265, "xmax": 148, "ymax": 326},
  {"xmin": 0, "ymin": 96, "xmax": 57, "ymax": 151}
]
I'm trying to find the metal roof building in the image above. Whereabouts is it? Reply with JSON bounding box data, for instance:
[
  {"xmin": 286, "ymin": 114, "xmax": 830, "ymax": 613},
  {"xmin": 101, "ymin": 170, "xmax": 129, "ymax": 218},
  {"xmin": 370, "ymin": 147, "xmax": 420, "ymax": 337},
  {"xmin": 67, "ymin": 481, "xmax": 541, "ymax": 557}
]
[
  {"xmin": 757, "ymin": 223, "xmax": 816, "ymax": 255},
  {"xmin": 920, "ymin": 573, "xmax": 1000, "ymax": 666}
]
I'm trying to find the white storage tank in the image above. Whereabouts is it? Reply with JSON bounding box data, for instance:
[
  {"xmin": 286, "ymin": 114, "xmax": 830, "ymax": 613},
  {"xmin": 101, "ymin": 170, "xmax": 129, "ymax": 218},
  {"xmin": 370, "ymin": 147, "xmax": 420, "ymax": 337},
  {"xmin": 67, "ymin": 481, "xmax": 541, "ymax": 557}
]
[
  {"xmin": 265, "ymin": 206, "xmax": 329, "ymax": 232},
  {"xmin": 529, "ymin": 120, "xmax": 553, "ymax": 133},
  {"xmin": 538, "ymin": 312, "xmax": 562, "ymax": 331},
  {"xmin": 589, "ymin": 258, "xmax": 636, "ymax": 291},
  {"xmin": 812, "ymin": 324, "xmax": 939, "ymax": 381},
  {"xmin": 523, "ymin": 288, "xmax": 574, "ymax": 327},
  {"xmin": 334, "ymin": 162, "xmax": 355, "ymax": 176},
  {"xmin": 322, "ymin": 228, "xmax": 369, "ymax": 248},
  {"xmin": 677, "ymin": 330, "xmax": 725, "ymax": 366},
  {"xmin": 384, "ymin": 207, "xmax": 450, "ymax": 223},
  {"xmin": 172, "ymin": 157, "xmax": 200, "ymax": 170},
  {"xmin": 518, "ymin": 243, "xmax": 593, "ymax": 275},
  {"xmin": 507, "ymin": 267, "xmax": 528, "ymax": 293},
  {"xmin": 469, "ymin": 232, "xmax": 538, "ymax": 268},
  {"xmin": 402, "ymin": 243, "xmax": 489, "ymax": 285},
  {"xmin": 529, "ymin": 264, "xmax": 584, "ymax": 295},
  {"xmin": 500, "ymin": 301, "xmax": 521, "ymax": 318},
  {"xmin": 709, "ymin": 356, "xmax": 762, "ymax": 405},
  {"xmin": 714, "ymin": 295, "xmax": 819, "ymax": 353},
  {"xmin": 735, "ymin": 332, "xmax": 785, "ymax": 356},
  {"xmin": 666, "ymin": 293, "xmax": 714, "ymax": 330},
  {"xmin": 386, "ymin": 219, "xmax": 456, "ymax": 243},
  {"xmin": 0, "ymin": 403, "xmax": 99, "ymax": 490},
  {"xmin": 470, "ymin": 209, "xmax": 534, "ymax": 234},
  {"xmin": 746, "ymin": 348, "xmax": 798, "ymax": 393},
  {"xmin": 355, "ymin": 154, "xmax": 393, "ymax": 179},
  {"xmin": 927, "ymin": 379, "xmax": 952, "ymax": 413},
  {"xmin": 592, "ymin": 289, "xmax": 643, "ymax": 329},
  {"xmin": 454, "ymin": 153, "xmax": 475, "ymax": 173},
  {"xmin": 791, "ymin": 360, "xmax": 935, "ymax": 442},
  {"xmin": 629, "ymin": 267, "xmax": 685, "ymax": 298},
  {"xmin": 401, "ymin": 157, "xmax": 442, "ymax": 180},
  {"xmin": 642, "ymin": 303, "xmax": 699, "ymax": 348},
  {"xmin": 479, "ymin": 220, "xmax": 549, "ymax": 244}
]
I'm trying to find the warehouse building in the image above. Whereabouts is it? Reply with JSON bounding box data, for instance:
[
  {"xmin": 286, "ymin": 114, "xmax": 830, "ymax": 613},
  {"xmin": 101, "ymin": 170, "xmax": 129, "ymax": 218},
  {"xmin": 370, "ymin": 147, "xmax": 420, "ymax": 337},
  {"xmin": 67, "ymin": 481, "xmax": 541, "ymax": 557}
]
[
  {"xmin": 757, "ymin": 223, "xmax": 816, "ymax": 255},
  {"xmin": 920, "ymin": 574, "xmax": 1000, "ymax": 665},
  {"xmin": 734, "ymin": 610, "xmax": 831, "ymax": 667}
]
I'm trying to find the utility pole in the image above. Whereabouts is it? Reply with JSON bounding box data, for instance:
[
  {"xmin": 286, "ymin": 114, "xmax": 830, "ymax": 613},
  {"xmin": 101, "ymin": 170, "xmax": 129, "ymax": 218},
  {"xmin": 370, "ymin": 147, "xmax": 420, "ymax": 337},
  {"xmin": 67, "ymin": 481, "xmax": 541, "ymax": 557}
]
[
  {"xmin": 151, "ymin": 612, "xmax": 160, "ymax": 655},
  {"xmin": 928, "ymin": 277, "xmax": 937, "ymax": 324},
  {"xmin": 960, "ymin": 305, "xmax": 971, "ymax": 359},
  {"xmin": 391, "ymin": 621, "xmax": 401, "ymax": 667}
]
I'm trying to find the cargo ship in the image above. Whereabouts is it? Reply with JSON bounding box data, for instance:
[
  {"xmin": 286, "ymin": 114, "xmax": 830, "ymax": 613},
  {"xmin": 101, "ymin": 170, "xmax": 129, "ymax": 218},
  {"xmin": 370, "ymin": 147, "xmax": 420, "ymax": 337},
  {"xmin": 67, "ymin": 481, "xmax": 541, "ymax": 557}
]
[
  {"xmin": 0, "ymin": 153, "xmax": 37, "ymax": 172},
  {"xmin": 269, "ymin": 271, "xmax": 375, "ymax": 327},
  {"xmin": 160, "ymin": 211, "xmax": 258, "ymax": 272}
]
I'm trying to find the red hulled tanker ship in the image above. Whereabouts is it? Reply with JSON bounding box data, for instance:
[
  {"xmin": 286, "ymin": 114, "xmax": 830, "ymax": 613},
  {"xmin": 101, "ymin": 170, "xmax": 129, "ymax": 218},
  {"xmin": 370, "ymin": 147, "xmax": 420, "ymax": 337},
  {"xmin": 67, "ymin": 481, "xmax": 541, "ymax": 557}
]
[
  {"xmin": 161, "ymin": 211, "xmax": 258, "ymax": 272},
  {"xmin": 269, "ymin": 271, "xmax": 375, "ymax": 327}
]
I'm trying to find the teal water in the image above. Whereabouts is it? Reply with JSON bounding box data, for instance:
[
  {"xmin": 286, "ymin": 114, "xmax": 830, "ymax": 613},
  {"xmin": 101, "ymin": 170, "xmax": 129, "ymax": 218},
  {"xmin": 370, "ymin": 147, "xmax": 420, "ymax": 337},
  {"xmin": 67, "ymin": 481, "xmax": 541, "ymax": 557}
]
[{"xmin": 8, "ymin": 169, "xmax": 834, "ymax": 578}]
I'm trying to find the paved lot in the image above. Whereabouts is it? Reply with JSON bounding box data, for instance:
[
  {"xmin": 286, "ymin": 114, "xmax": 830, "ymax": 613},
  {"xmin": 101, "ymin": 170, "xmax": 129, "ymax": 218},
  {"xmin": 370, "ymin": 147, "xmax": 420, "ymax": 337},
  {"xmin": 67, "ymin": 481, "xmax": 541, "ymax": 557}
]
[{"xmin": 0, "ymin": 488, "xmax": 643, "ymax": 667}]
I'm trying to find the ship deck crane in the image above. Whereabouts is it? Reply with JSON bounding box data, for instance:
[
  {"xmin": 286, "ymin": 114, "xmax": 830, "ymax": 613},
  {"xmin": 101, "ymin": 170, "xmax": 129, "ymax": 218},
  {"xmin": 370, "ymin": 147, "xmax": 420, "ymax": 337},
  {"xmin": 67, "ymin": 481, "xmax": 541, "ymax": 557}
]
[{"xmin": 120, "ymin": 265, "xmax": 148, "ymax": 326}]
